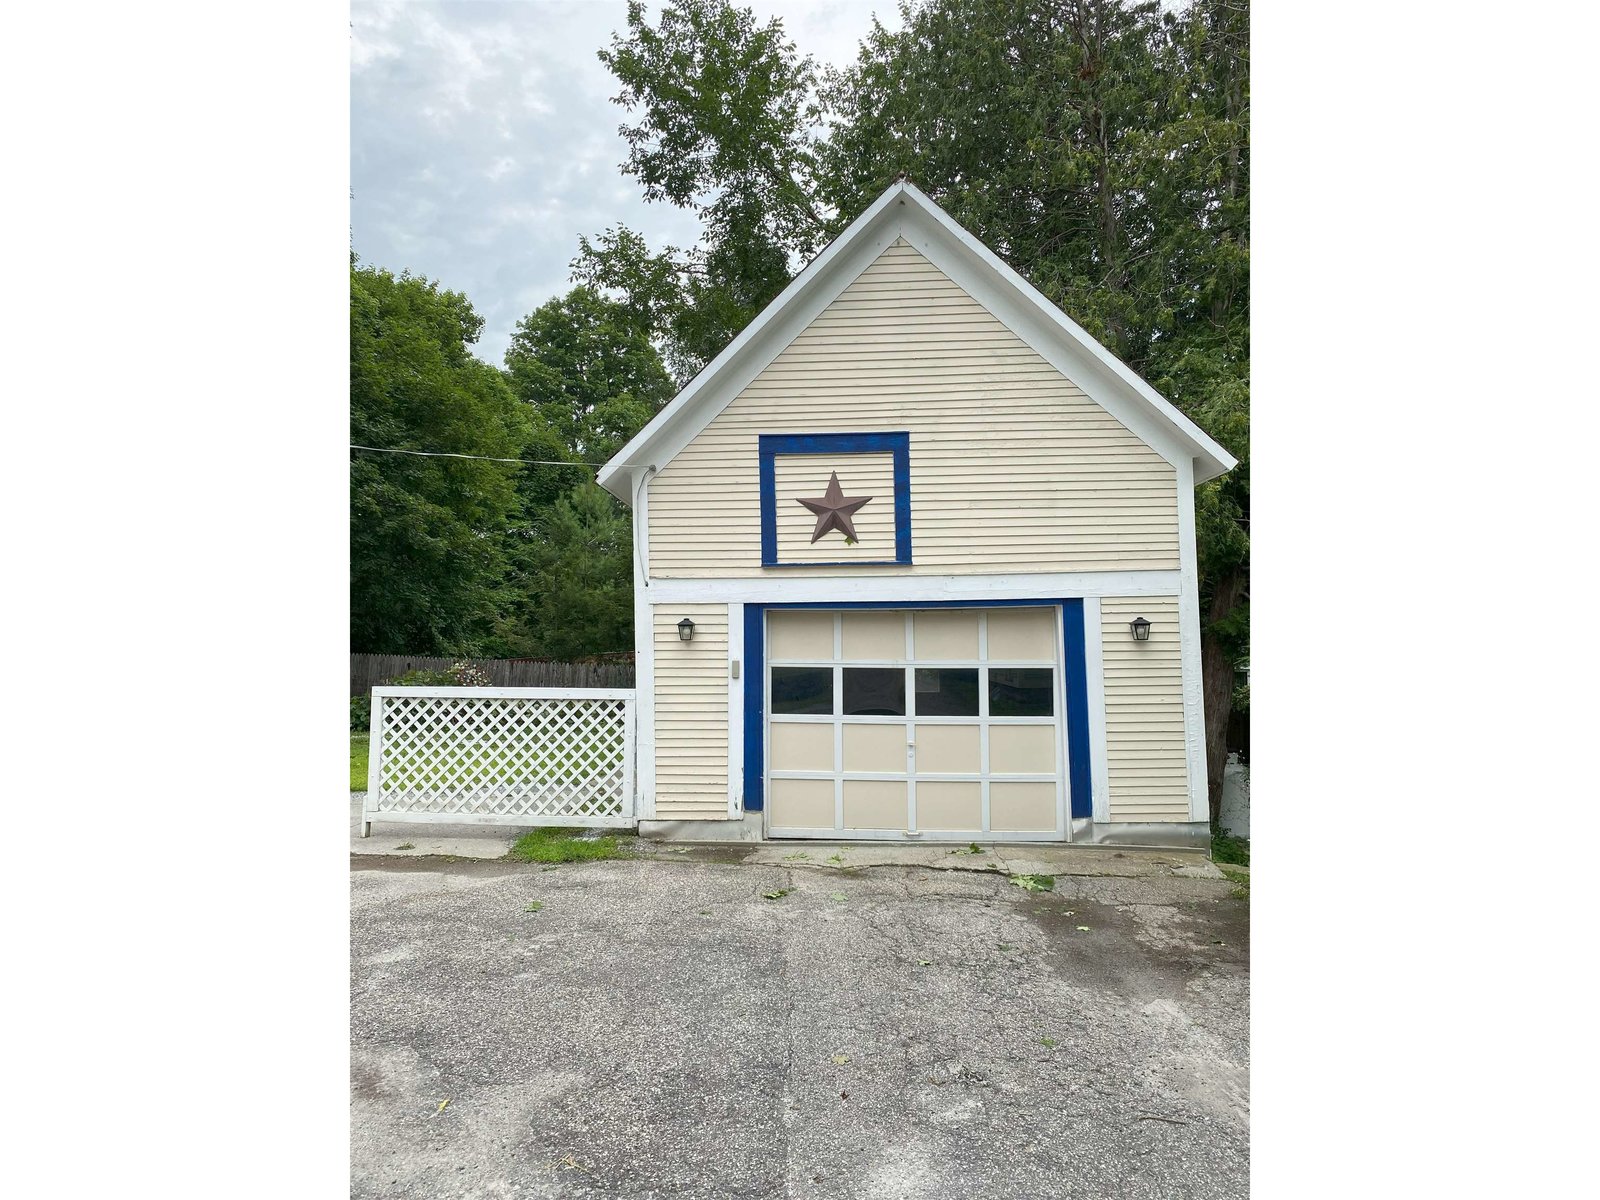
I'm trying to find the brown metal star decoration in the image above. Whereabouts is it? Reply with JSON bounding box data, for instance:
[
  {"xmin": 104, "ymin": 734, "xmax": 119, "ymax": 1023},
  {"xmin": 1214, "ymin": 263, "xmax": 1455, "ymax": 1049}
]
[{"xmin": 796, "ymin": 471, "xmax": 874, "ymax": 544}]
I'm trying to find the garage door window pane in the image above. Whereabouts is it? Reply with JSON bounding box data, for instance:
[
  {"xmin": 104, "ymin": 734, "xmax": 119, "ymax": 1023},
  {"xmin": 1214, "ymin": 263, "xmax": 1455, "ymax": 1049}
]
[
  {"xmin": 914, "ymin": 668, "xmax": 979, "ymax": 716},
  {"xmin": 843, "ymin": 668, "xmax": 905, "ymax": 716},
  {"xmin": 771, "ymin": 667, "xmax": 833, "ymax": 714},
  {"xmin": 988, "ymin": 668, "xmax": 1054, "ymax": 716}
]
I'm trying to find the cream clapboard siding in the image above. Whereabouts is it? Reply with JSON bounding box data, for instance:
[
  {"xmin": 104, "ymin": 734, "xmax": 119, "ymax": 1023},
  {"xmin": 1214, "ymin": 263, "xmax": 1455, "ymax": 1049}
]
[
  {"xmin": 647, "ymin": 238, "xmax": 1179, "ymax": 578},
  {"xmin": 1100, "ymin": 596, "xmax": 1189, "ymax": 822},
  {"xmin": 772, "ymin": 451, "xmax": 898, "ymax": 563},
  {"xmin": 652, "ymin": 604, "xmax": 729, "ymax": 820}
]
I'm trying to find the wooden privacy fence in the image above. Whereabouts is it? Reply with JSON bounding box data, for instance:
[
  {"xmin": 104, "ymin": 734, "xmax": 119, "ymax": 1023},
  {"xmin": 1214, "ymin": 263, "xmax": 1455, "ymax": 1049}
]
[
  {"xmin": 351, "ymin": 653, "xmax": 634, "ymax": 696},
  {"xmin": 361, "ymin": 687, "xmax": 636, "ymax": 833}
]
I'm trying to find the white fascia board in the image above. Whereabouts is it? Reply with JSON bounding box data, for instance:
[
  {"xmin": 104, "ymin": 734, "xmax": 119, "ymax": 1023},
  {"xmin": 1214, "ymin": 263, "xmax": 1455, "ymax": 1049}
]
[
  {"xmin": 895, "ymin": 182, "xmax": 1237, "ymax": 483},
  {"xmin": 597, "ymin": 183, "xmax": 913, "ymax": 502},
  {"xmin": 598, "ymin": 178, "xmax": 1237, "ymax": 502},
  {"xmin": 645, "ymin": 570, "xmax": 1181, "ymax": 606}
]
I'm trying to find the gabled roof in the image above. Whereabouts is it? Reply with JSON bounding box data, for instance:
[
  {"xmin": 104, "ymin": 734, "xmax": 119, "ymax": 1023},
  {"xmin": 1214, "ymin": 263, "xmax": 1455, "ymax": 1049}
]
[{"xmin": 597, "ymin": 180, "xmax": 1237, "ymax": 500}]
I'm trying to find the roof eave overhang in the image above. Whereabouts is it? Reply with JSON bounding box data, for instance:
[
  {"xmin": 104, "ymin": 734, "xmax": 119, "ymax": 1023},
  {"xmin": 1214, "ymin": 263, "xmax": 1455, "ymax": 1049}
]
[
  {"xmin": 597, "ymin": 180, "xmax": 1237, "ymax": 502},
  {"xmin": 596, "ymin": 183, "xmax": 913, "ymax": 501}
]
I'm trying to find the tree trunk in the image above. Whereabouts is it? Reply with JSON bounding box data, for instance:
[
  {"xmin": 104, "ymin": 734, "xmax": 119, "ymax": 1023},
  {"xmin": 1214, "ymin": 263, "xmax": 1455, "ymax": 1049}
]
[{"xmin": 1201, "ymin": 566, "xmax": 1247, "ymax": 827}]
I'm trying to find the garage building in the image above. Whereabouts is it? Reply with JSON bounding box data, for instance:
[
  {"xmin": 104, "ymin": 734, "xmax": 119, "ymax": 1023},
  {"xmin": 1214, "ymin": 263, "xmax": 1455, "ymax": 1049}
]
[{"xmin": 596, "ymin": 181, "xmax": 1236, "ymax": 847}]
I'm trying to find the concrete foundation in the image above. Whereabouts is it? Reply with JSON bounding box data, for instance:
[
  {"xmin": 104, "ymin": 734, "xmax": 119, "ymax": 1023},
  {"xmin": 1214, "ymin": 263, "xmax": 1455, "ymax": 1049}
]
[
  {"xmin": 639, "ymin": 812, "xmax": 1210, "ymax": 851},
  {"xmin": 1072, "ymin": 819, "xmax": 1212, "ymax": 851},
  {"xmin": 638, "ymin": 812, "xmax": 766, "ymax": 843}
]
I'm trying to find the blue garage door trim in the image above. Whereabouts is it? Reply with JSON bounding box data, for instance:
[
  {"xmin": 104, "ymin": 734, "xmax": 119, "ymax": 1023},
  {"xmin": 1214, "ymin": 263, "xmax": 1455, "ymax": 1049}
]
[
  {"xmin": 742, "ymin": 598, "xmax": 1093, "ymax": 820},
  {"xmin": 1059, "ymin": 599, "xmax": 1094, "ymax": 822}
]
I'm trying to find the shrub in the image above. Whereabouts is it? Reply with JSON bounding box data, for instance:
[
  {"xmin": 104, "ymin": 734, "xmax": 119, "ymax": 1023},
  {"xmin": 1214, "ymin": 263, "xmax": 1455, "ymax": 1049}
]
[
  {"xmin": 1211, "ymin": 832, "xmax": 1250, "ymax": 866},
  {"xmin": 353, "ymin": 662, "xmax": 491, "ymax": 730},
  {"xmin": 449, "ymin": 661, "xmax": 492, "ymax": 687}
]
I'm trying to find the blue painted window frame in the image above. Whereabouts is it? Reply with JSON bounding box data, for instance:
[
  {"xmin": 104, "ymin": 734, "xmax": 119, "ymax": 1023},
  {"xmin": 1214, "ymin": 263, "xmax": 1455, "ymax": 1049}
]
[
  {"xmin": 757, "ymin": 432, "xmax": 912, "ymax": 567},
  {"xmin": 742, "ymin": 599, "xmax": 1093, "ymax": 822}
]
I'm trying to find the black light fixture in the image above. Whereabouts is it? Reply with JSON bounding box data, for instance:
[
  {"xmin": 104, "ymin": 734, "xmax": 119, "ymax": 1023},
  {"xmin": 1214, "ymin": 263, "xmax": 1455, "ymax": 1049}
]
[
  {"xmin": 1129, "ymin": 616, "xmax": 1151, "ymax": 642},
  {"xmin": 677, "ymin": 617, "xmax": 696, "ymax": 642}
]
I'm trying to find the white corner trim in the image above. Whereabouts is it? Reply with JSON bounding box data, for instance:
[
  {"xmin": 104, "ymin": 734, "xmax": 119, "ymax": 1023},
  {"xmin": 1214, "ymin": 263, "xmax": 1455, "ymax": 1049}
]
[
  {"xmin": 726, "ymin": 601, "xmax": 744, "ymax": 817},
  {"xmin": 1083, "ymin": 595, "xmax": 1111, "ymax": 824},
  {"xmin": 645, "ymin": 570, "xmax": 1181, "ymax": 606},
  {"xmin": 632, "ymin": 469, "xmax": 657, "ymax": 820},
  {"xmin": 1175, "ymin": 458, "xmax": 1209, "ymax": 823}
]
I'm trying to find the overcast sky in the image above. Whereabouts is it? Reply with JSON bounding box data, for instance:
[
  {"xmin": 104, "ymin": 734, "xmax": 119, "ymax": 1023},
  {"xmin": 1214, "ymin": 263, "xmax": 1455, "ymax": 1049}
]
[{"xmin": 351, "ymin": 0, "xmax": 902, "ymax": 366}]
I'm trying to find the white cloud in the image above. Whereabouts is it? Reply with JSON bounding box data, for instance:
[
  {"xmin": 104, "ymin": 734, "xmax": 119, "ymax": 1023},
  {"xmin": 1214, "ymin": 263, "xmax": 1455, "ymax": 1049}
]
[{"xmin": 351, "ymin": 0, "xmax": 902, "ymax": 365}]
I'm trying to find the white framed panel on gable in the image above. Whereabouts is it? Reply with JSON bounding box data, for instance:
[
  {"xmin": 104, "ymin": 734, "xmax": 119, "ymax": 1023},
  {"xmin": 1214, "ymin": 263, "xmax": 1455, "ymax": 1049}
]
[{"xmin": 763, "ymin": 608, "xmax": 1069, "ymax": 841}]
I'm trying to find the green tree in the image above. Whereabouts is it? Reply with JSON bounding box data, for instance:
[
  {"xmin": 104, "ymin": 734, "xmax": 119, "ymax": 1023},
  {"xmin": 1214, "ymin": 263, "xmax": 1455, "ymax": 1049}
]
[
  {"xmin": 504, "ymin": 286, "xmax": 674, "ymax": 463},
  {"xmin": 350, "ymin": 260, "xmax": 532, "ymax": 654},
  {"xmin": 499, "ymin": 482, "xmax": 637, "ymax": 659},
  {"xmin": 490, "ymin": 286, "xmax": 674, "ymax": 659},
  {"xmin": 575, "ymin": 0, "xmax": 827, "ymax": 381}
]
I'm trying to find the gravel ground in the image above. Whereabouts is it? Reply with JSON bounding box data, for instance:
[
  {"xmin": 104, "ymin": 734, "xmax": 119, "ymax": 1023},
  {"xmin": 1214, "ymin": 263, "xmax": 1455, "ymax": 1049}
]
[{"xmin": 352, "ymin": 855, "xmax": 1249, "ymax": 1199}]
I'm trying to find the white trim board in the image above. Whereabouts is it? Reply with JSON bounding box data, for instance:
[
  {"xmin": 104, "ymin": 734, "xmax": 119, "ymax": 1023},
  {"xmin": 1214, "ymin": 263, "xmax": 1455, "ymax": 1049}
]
[
  {"xmin": 646, "ymin": 571, "xmax": 1182, "ymax": 606},
  {"xmin": 596, "ymin": 180, "xmax": 1236, "ymax": 500},
  {"xmin": 1083, "ymin": 595, "xmax": 1112, "ymax": 825},
  {"xmin": 369, "ymin": 686, "xmax": 636, "ymax": 700},
  {"xmin": 726, "ymin": 601, "xmax": 744, "ymax": 817},
  {"xmin": 629, "ymin": 466, "xmax": 657, "ymax": 820},
  {"xmin": 1175, "ymin": 456, "xmax": 1210, "ymax": 823}
]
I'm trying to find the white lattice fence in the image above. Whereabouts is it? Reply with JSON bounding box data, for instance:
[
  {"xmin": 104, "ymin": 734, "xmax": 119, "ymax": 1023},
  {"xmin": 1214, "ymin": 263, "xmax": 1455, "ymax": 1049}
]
[{"xmin": 361, "ymin": 687, "xmax": 635, "ymax": 834}]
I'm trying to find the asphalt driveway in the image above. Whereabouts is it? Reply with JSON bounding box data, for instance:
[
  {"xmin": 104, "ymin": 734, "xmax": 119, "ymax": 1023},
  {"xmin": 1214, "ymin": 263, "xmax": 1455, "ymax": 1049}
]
[{"xmin": 352, "ymin": 852, "xmax": 1249, "ymax": 1199}]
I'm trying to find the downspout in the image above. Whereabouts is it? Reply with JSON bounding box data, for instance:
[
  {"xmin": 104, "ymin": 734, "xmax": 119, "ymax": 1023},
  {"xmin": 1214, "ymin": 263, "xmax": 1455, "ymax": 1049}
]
[{"xmin": 632, "ymin": 465, "xmax": 657, "ymax": 588}]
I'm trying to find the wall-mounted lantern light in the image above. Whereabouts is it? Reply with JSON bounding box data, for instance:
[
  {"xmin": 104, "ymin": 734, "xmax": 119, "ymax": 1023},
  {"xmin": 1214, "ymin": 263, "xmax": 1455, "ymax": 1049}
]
[
  {"xmin": 1129, "ymin": 616, "xmax": 1151, "ymax": 642},
  {"xmin": 677, "ymin": 618, "xmax": 696, "ymax": 642}
]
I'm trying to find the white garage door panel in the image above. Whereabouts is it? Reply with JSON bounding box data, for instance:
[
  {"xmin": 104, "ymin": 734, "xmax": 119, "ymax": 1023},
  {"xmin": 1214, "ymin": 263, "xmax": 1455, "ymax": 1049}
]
[
  {"xmin": 913, "ymin": 724, "xmax": 979, "ymax": 773},
  {"xmin": 842, "ymin": 724, "xmax": 905, "ymax": 772},
  {"xmin": 916, "ymin": 781, "xmax": 983, "ymax": 831},
  {"xmin": 842, "ymin": 779, "xmax": 908, "ymax": 829},
  {"xmin": 768, "ymin": 611, "xmax": 834, "ymax": 659},
  {"xmin": 768, "ymin": 778, "xmax": 835, "ymax": 829},
  {"xmin": 766, "ymin": 608, "xmax": 1068, "ymax": 841},
  {"xmin": 770, "ymin": 723, "xmax": 834, "ymax": 772}
]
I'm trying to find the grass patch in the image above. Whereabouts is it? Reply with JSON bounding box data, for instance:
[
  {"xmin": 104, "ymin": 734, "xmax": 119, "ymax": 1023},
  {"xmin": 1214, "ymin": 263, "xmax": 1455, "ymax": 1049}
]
[
  {"xmin": 1010, "ymin": 873, "xmax": 1055, "ymax": 893},
  {"xmin": 1211, "ymin": 831, "xmax": 1250, "ymax": 866},
  {"xmin": 351, "ymin": 732, "xmax": 370, "ymax": 791},
  {"xmin": 1217, "ymin": 864, "xmax": 1250, "ymax": 900},
  {"xmin": 507, "ymin": 827, "xmax": 630, "ymax": 864}
]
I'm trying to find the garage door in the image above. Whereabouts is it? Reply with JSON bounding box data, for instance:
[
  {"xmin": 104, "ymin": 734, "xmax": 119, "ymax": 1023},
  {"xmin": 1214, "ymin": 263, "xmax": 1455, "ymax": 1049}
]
[{"xmin": 765, "ymin": 608, "xmax": 1067, "ymax": 840}]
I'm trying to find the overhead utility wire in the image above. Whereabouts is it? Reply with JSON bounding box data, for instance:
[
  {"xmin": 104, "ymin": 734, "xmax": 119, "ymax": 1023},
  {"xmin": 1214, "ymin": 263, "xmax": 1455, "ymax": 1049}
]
[{"xmin": 350, "ymin": 444, "xmax": 603, "ymax": 468}]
